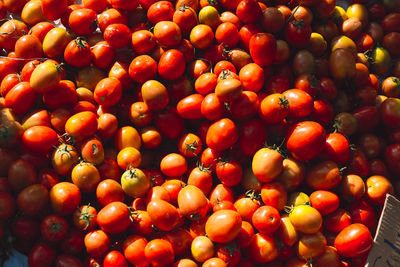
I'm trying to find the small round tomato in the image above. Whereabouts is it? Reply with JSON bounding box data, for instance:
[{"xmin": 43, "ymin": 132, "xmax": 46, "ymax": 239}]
[
  {"xmin": 249, "ymin": 33, "xmax": 276, "ymax": 67},
  {"xmin": 365, "ymin": 175, "xmax": 394, "ymax": 205},
  {"xmin": 49, "ymin": 182, "xmax": 81, "ymax": 215},
  {"xmin": 104, "ymin": 23, "xmax": 131, "ymax": 48},
  {"xmin": 334, "ymin": 223, "xmax": 373, "ymax": 258},
  {"xmin": 41, "ymin": 214, "xmax": 68, "ymax": 242},
  {"xmin": 252, "ymin": 147, "xmax": 283, "ymax": 183},
  {"xmin": 296, "ymin": 232, "xmax": 327, "ymax": 260},
  {"xmin": 123, "ymin": 235, "xmax": 148, "ymax": 266},
  {"xmin": 121, "ymin": 168, "xmax": 150, "ymax": 198},
  {"xmin": 252, "ymin": 206, "xmax": 280, "ymax": 234},
  {"xmin": 282, "ymin": 89, "xmax": 313, "ymax": 119},
  {"xmin": 28, "ymin": 243, "xmax": 56, "ymax": 267},
  {"xmin": 103, "ymin": 251, "xmax": 129, "ymax": 267},
  {"xmin": 190, "ymin": 24, "xmax": 214, "ymax": 49},
  {"xmin": 5, "ymin": 82, "xmax": 36, "ymax": 115},
  {"xmin": 259, "ymin": 93, "xmax": 289, "ymax": 124},
  {"xmin": 306, "ymin": 161, "xmax": 342, "ymax": 190},
  {"xmin": 84, "ymin": 230, "xmax": 110, "ymax": 258},
  {"xmin": 73, "ymin": 204, "xmax": 97, "ymax": 231},
  {"xmin": 178, "ymin": 133, "xmax": 202, "ymax": 158},
  {"xmin": 141, "ymin": 80, "xmax": 169, "ymax": 111},
  {"xmin": 177, "ymin": 94, "xmax": 204, "ymax": 120}
]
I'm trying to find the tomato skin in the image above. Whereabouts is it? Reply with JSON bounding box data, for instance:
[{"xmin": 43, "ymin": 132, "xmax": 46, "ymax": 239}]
[
  {"xmin": 49, "ymin": 182, "xmax": 81, "ymax": 215},
  {"xmin": 252, "ymin": 206, "xmax": 280, "ymax": 234},
  {"xmin": 97, "ymin": 201, "xmax": 132, "ymax": 233},
  {"xmin": 22, "ymin": 126, "xmax": 58, "ymax": 155},
  {"xmin": 178, "ymin": 185, "xmax": 208, "ymax": 220},
  {"xmin": 286, "ymin": 121, "xmax": 326, "ymax": 162},
  {"xmin": 323, "ymin": 133, "xmax": 351, "ymax": 164},
  {"xmin": 65, "ymin": 111, "xmax": 98, "ymax": 141},
  {"xmin": 249, "ymin": 33, "xmax": 277, "ymax": 67},
  {"xmin": 145, "ymin": 239, "xmax": 175, "ymax": 267},
  {"xmin": 381, "ymin": 98, "xmax": 400, "ymax": 129},
  {"xmin": 282, "ymin": 89, "xmax": 313, "ymax": 119},
  {"xmin": 309, "ymin": 190, "xmax": 339, "ymax": 215},
  {"xmin": 103, "ymin": 251, "xmax": 129, "ymax": 267},
  {"xmin": 334, "ymin": 223, "xmax": 373, "ymax": 258},
  {"xmin": 123, "ymin": 235, "xmax": 149, "ymax": 266},
  {"xmin": 238, "ymin": 119, "xmax": 267, "ymax": 156},
  {"xmin": 206, "ymin": 118, "xmax": 239, "ymax": 152},
  {"xmin": 28, "ymin": 243, "xmax": 57, "ymax": 267},
  {"xmin": 289, "ymin": 205, "xmax": 322, "ymax": 234},
  {"xmin": 41, "ymin": 214, "xmax": 69, "ymax": 242},
  {"xmin": 177, "ymin": 94, "xmax": 204, "ymax": 119},
  {"xmin": 247, "ymin": 233, "xmax": 278, "ymax": 263},
  {"xmin": 252, "ymin": 148, "xmax": 283, "ymax": 183},
  {"xmin": 84, "ymin": 230, "xmax": 111, "ymax": 258},
  {"xmin": 147, "ymin": 199, "xmax": 180, "ymax": 231},
  {"xmin": 5, "ymin": 82, "xmax": 36, "ymax": 115},
  {"xmin": 205, "ymin": 210, "xmax": 242, "ymax": 243}
]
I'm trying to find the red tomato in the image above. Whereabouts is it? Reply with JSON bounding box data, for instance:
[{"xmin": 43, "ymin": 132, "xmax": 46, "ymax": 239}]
[
  {"xmin": 206, "ymin": 118, "xmax": 238, "ymax": 152},
  {"xmin": 309, "ymin": 190, "xmax": 339, "ymax": 215},
  {"xmin": 247, "ymin": 233, "xmax": 278, "ymax": 263},
  {"xmin": 324, "ymin": 208, "xmax": 352, "ymax": 233},
  {"xmin": 286, "ymin": 121, "xmax": 326, "ymax": 161},
  {"xmin": 68, "ymin": 8, "xmax": 97, "ymax": 36},
  {"xmin": 103, "ymin": 251, "xmax": 129, "ymax": 267},
  {"xmin": 145, "ymin": 239, "xmax": 175, "ymax": 267},
  {"xmin": 97, "ymin": 201, "xmax": 132, "ymax": 233},
  {"xmin": 104, "ymin": 23, "xmax": 132, "ymax": 48},
  {"xmin": 94, "ymin": 78, "xmax": 122, "ymax": 107},
  {"xmin": 28, "ymin": 243, "xmax": 57, "ymax": 267},
  {"xmin": 147, "ymin": 199, "xmax": 180, "ymax": 231},
  {"xmin": 334, "ymin": 223, "xmax": 373, "ymax": 258},
  {"xmin": 205, "ymin": 210, "xmax": 242, "ymax": 243},
  {"xmin": 5, "ymin": 82, "xmax": 36, "ymax": 115},
  {"xmin": 22, "ymin": 126, "xmax": 58, "ymax": 155},
  {"xmin": 323, "ymin": 133, "xmax": 351, "ymax": 164},
  {"xmin": 64, "ymin": 38, "xmax": 92, "ymax": 68},
  {"xmin": 282, "ymin": 89, "xmax": 313, "ymax": 119},
  {"xmin": 252, "ymin": 206, "xmax": 281, "ymax": 234},
  {"xmin": 285, "ymin": 19, "xmax": 312, "ymax": 47},
  {"xmin": 249, "ymin": 33, "xmax": 277, "ymax": 67},
  {"xmin": 40, "ymin": 214, "xmax": 68, "ymax": 242}
]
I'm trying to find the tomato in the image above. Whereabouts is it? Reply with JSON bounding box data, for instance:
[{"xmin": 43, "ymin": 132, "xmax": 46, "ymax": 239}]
[
  {"xmin": 7, "ymin": 159, "xmax": 36, "ymax": 193},
  {"xmin": 49, "ymin": 182, "xmax": 81, "ymax": 215},
  {"xmin": 5, "ymin": 82, "xmax": 36, "ymax": 115},
  {"xmin": 21, "ymin": 126, "xmax": 58, "ymax": 155},
  {"xmin": 73, "ymin": 204, "xmax": 98, "ymax": 231},
  {"xmin": 14, "ymin": 34, "xmax": 42, "ymax": 60},
  {"xmin": 97, "ymin": 201, "xmax": 132, "ymax": 233},
  {"xmin": 206, "ymin": 118, "xmax": 238, "ymax": 152},
  {"xmin": 247, "ymin": 233, "xmax": 278, "ymax": 263},
  {"xmin": 190, "ymin": 24, "xmax": 214, "ymax": 49},
  {"xmin": 249, "ymin": 33, "xmax": 276, "ymax": 67},
  {"xmin": 205, "ymin": 210, "xmax": 242, "ymax": 243},
  {"xmin": 306, "ymin": 161, "xmax": 342, "ymax": 190},
  {"xmin": 42, "ymin": 27, "xmax": 72, "ymax": 59},
  {"xmin": 309, "ymin": 190, "xmax": 339, "ymax": 215},
  {"xmin": 381, "ymin": 98, "xmax": 400, "ymax": 129},
  {"xmin": 286, "ymin": 121, "xmax": 326, "ymax": 162},
  {"xmin": 252, "ymin": 147, "xmax": 283, "ymax": 183},
  {"xmin": 282, "ymin": 89, "xmax": 313, "ymax": 119},
  {"xmin": 251, "ymin": 205, "xmax": 280, "ymax": 234},
  {"xmin": 145, "ymin": 239, "xmax": 175, "ymax": 267},
  {"xmin": 365, "ymin": 175, "xmax": 394, "ymax": 205},
  {"xmin": 340, "ymin": 174, "xmax": 366, "ymax": 202},
  {"xmin": 334, "ymin": 223, "xmax": 373, "ymax": 258},
  {"xmin": 153, "ymin": 21, "xmax": 182, "ymax": 48},
  {"xmin": 141, "ymin": 80, "xmax": 169, "ymax": 111},
  {"xmin": 51, "ymin": 144, "xmax": 79, "ymax": 176},
  {"xmin": 177, "ymin": 185, "xmax": 208, "ymax": 220},
  {"xmin": 123, "ymin": 235, "xmax": 149, "ymax": 266},
  {"xmin": 258, "ymin": 93, "xmax": 289, "ymax": 124},
  {"xmin": 65, "ymin": 111, "xmax": 98, "ymax": 142},
  {"xmin": 40, "ymin": 214, "xmax": 68, "ymax": 242},
  {"xmin": 28, "ymin": 243, "xmax": 57, "ymax": 267},
  {"xmin": 285, "ymin": 19, "xmax": 311, "ymax": 48},
  {"xmin": 176, "ymin": 94, "xmax": 204, "ymax": 120},
  {"xmin": 289, "ymin": 205, "xmax": 322, "ymax": 234},
  {"xmin": 323, "ymin": 133, "xmax": 351, "ymax": 164},
  {"xmin": 64, "ymin": 38, "xmax": 92, "ymax": 68},
  {"xmin": 120, "ymin": 167, "xmax": 150, "ymax": 198},
  {"xmin": 103, "ymin": 251, "xmax": 129, "ymax": 267},
  {"xmin": 84, "ymin": 230, "xmax": 111, "ymax": 258},
  {"xmin": 16, "ymin": 183, "xmax": 48, "ymax": 216},
  {"xmin": 0, "ymin": 19, "xmax": 28, "ymax": 51},
  {"xmin": 147, "ymin": 199, "xmax": 179, "ymax": 231},
  {"xmin": 155, "ymin": 107, "xmax": 184, "ymax": 139},
  {"xmin": 0, "ymin": 192, "xmax": 15, "ymax": 219},
  {"xmin": 71, "ymin": 162, "xmax": 100, "ymax": 192},
  {"xmin": 296, "ymin": 232, "xmax": 327, "ymax": 260},
  {"xmin": 159, "ymin": 153, "xmax": 187, "ymax": 177}
]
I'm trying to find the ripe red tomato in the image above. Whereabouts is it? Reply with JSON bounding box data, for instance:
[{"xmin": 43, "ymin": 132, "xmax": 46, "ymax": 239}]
[
  {"xmin": 334, "ymin": 223, "xmax": 373, "ymax": 258},
  {"xmin": 205, "ymin": 210, "xmax": 242, "ymax": 243},
  {"xmin": 49, "ymin": 182, "xmax": 81, "ymax": 215},
  {"xmin": 285, "ymin": 19, "xmax": 312, "ymax": 47},
  {"xmin": 206, "ymin": 118, "xmax": 238, "ymax": 152},
  {"xmin": 145, "ymin": 239, "xmax": 175, "ymax": 267},
  {"xmin": 64, "ymin": 38, "xmax": 93, "ymax": 68},
  {"xmin": 249, "ymin": 33, "xmax": 276, "ymax": 67},
  {"xmin": 28, "ymin": 243, "xmax": 57, "ymax": 267},
  {"xmin": 147, "ymin": 199, "xmax": 180, "ymax": 231},
  {"xmin": 68, "ymin": 8, "xmax": 97, "ymax": 36},
  {"xmin": 286, "ymin": 121, "xmax": 326, "ymax": 161},
  {"xmin": 309, "ymin": 190, "xmax": 340, "ymax": 215},
  {"xmin": 40, "ymin": 214, "xmax": 69, "ymax": 242},
  {"xmin": 252, "ymin": 206, "xmax": 281, "ymax": 234},
  {"xmin": 22, "ymin": 126, "xmax": 58, "ymax": 155},
  {"xmin": 158, "ymin": 49, "xmax": 186, "ymax": 80},
  {"xmin": 84, "ymin": 230, "xmax": 111, "ymax": 258},
  {"xmin": 103, "ymin": 251, "xmax": 129, "ymax": 267}
]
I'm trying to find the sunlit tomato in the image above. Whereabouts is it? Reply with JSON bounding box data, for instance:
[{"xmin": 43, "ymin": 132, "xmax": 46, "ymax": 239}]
[
  {"xmin": 334, "ymin": 223, "xmax": 373, "ymax": 258},
  {"xmin": 177, "ymin": 133, "xmax": 202, "ymax": 158},
  {"xmin": 14, "ymin": 34, "xmax": 42, "ymax": 60},
  {"xmin": 158, "ymin": 49, "xmax": 186, "ymax": 80},
  {"xmin": 309, "ymin": 190, "xmax": 339, "ymax": 215},
  {"xmin": 282, "ymin": 89, "xmax": 313, "ymax": 119},
  {"xmin": 153, "ymin": 21, "xmax": 182, "ymax": 48},
  {"xmin": 22, "ymin": 126, "xmax": 57, "ymax": 155},
  {"xmin": 286, "ymin": 121, "xmax": 326, "ymax": 161},
  {"xmin": 160, "ymin": 153, "xmax": 187, "ymax": 177},
  {"xmin": 147, "ymin": 199, "xmax": 179, "ymax": 231},
  {"xmin": 247, "ymin": 233, "xmax": 278, "ymax": 263},
  {"xmin": 276, "ymin": 158, "xmax": 305, "ymax": 192},
  {"xmin": 65, "ymin": 111, "xmax": 98, "ymax": 141},
  {"xmin": 178, "ymin": 185, "xmax": 208, "ymax": 220},
  {"xmin": 103, "ymin": 23, "xmax": 131, "ymax": 49},
  {"xmin": 252, "ymin": 147, "xmax": 283, "ymax": 183},
  {"xmin": 51, "ymin": 144, "xmax": 79, "ymax": 176},
  {"xmin": 42, "ymin": 27, "xmax": 72, "ymax": 59},
  {"xmin": 190, "ymin": 24, "xmax": 214, "ymax": 49},
  {"xmin": 173, "ymin": 4, "xmax": 198, "ymax": 35},
  {"xmin": 120, "ymin": 167, "xmax": 150, "ymax": 198},
  {"xmin": 71, "ymin": 162, "xmax": 100, "ymax": 193},
  {"xmin": 72, "ymin": 204, "xmax": 98, "ymax": 231},
  {"xmin": 259, "ymin": 93, "xmax": 289, "ymax": 124},
  {"xmin": 289, "ymin": 205, "xmax": 322, "ymax": 234},
  {"xmin": 0, "ymin": 19, "xmax": 28, "ymax": 51},
  {"xmin": 296, "ymin": 232, "xmax": 327, "ymax": 260},
  {"xmin": 249, "ymin": 33, "xmax": 276, "ymax": 67},
  {"xmin": 206, "ymin": 118, "xmax": 238, "ymax": 152},
  {"xmin": 49, "ymin": 182, "xmax": 81, "ymax": 215},
  {"xmin": 365, "ymin": 175, "xmax": 394, "ymax": 205},
  {"xmin": 187, "ymin": 165, "xmax": 213, "ymax": 196},
  {"xmin": 84, "ymin": 230, "xmax": 110, "ymax": 258},
  {"xmin": 205, "ymin": 210, "xmax": 242, "ymax": 243},
  {"xmin": 340, "ymin": 174, "xmax": 365, "ymax": 202},
  {"xmin": 177, "ymin": 94, "xmax": 204, "ymax": 120},
  {"xmin": 323, "ymin": 133, "xmax": 351, "ymax": 164},
  {"xmin": 97, "ymin": 201, "xmax": 131, "ymax": 233},
  {"xmin": 251, "ymin": 205, "xmax": 280, "ymax": 234},
  {"xmin": 122, "ymin": 235, "xmax": 149, "ymax": 266},
  {"xmin": 5, "ymin": 82, "xmax": 36, "ymax": 115},
  {"xmin": 144, "ymin": 239, "xmax": 174, "ymax": 267},
  {"xmin": 141, "ymin": 80, "xmax": 169, "ymax": 111}
]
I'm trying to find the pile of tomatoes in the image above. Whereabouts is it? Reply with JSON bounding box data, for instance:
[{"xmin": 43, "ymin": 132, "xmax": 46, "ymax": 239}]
[{"xmin": 0, "ymin": 0, "xmax": 400, "ymax": 266}]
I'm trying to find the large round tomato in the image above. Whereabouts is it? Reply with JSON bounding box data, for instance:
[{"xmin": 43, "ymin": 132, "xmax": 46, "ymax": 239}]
[{"xmin": 334, "ymin": 223, "xmax": 373, "ymax": 258}]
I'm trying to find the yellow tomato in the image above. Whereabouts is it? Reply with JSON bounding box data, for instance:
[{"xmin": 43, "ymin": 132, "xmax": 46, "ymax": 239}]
[
  {"xmin": 120, "ymin": 168, "xmax": 150, "ymax": 198},
  {"xmin": 198, "ymin": 6, "xmax": 221, "ymax": 29},
  {"xmin": 191, "ymin": 235, "xmax": 215, "ymax": 262},
  {"xmin": 287, "ymin": 192, "xmax": 309, "ymax": 207},
  {"xmin": 331, "ymin": 6, "xmax": 348, "ymax": 25},
  {"xmin": 289, "ymin": 205, "xmax": 322, "ymax": 234},
  {"xmin": 296, "ymin": 232, "xmax": 327, "ymax": 260},
  {"xmin": 30, "ymin": 62, "xmax": 61, "ymax": 93},
  {"xmin": 278, "ymin": 214, "xmax": 299, "ymax": 246},
  {"xmin": 51, "ymin": 144, "xmax": 80, "ymax": 176},
  {"xmin": 21, "ymin": 0, "xmax": 46, "ymax": 26},
  {"xmin": 371, "ymin": 47, "xmax": 391, "ymax": 77},
  {"xmin": 331, "ymin": 35, "xmax": 357, "ymax": 56},
  {"xmin": 346, "ymin": 3, "xmax": 368, "ymax": 27},
  {"xmin": 307, "ymin": 32, "xmax": 327, "ymax": 56},
  {"xmin": 43, "ymin": 27, "xmax": 72, "ymax": 58},
  {"xmin": 114, "ymin": 126, "xmax": 141, "ymax": 151}
]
